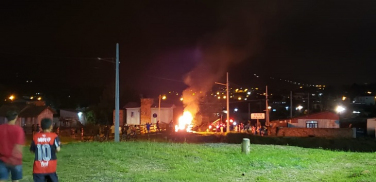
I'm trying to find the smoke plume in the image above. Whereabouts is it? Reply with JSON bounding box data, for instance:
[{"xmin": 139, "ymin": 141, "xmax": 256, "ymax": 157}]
[{"xmin": 182, "ymin": 2, "xmax": 271, "ymax": 124}]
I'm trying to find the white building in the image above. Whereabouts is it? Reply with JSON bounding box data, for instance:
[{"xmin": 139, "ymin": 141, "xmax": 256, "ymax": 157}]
[
  {"xmin": 124, "ymin": 100, "xmax": 175, "ymax": 125},
  {"xmin": 124, "ymin": 102, "xmax": 141, "ymax": 126},
  {"xmin": 353, "ymin": 96, "xmax": 375, "ymax": 105},
  {"xmin": 285, "ymin": 111, "xmax": 340, "ymax": 128},
  {"xmin": 59, "ymin": 109, "xmax": 87, "ymax": 126}
]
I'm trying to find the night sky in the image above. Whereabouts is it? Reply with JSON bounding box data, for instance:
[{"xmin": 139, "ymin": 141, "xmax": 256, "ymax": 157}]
[{"xmin": 1, "ymin": 1, "xmax": 375, "ymax": 96}]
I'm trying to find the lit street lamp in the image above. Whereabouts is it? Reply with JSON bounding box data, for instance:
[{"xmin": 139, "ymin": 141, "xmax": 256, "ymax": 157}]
[
  {"xmin": 336, "ymin": 105, "xmax": 345, "ymax": 122},
  {"xmin": 296, "ymin": 105, "xmax": 303, "ymax": 111},
  {"xmin": 336, "ymin": 106, "xmax": 345, "ymax": 113},
  {"xmin": 158, "ymin": 95, "xmax": 167, "ymax": 124}
]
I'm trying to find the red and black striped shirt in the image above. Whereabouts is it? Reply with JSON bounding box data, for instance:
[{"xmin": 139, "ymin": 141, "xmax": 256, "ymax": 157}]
[{"xmin": 30, "ymin": 132, "xmax": 60, "ymax": 174}]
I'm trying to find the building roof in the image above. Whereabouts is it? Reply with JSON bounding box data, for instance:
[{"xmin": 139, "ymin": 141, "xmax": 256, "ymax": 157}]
[
  {"xmin": 60, "ymin": 109, "xmax": 80, "ymax": 113},
  {"xmin": 123, "ymin": 102, "xmax": 175, "ymax": 109},
  {"xmin": 271, "ymin": 111, "xmax": 339, "ymax": 123},
  {"xmin": 151, "ymin": 103, "xmax": 175, "ymax": 108},
  {"xmin": 18, "ymin": 106, "xmax": 56, "ymax": 117},
  {"xmin": 123, "ymin": 102, "xmax": 140, "ymax": 108},
  {"xmin": 292, "ymin": 111, "xmax": 339, "ymax": 120}
]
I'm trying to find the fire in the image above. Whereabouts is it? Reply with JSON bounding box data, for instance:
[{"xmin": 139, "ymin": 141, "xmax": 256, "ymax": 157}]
[{"xmin": 175, "ymin": 111, "xmax": 193, "ymax": 132}]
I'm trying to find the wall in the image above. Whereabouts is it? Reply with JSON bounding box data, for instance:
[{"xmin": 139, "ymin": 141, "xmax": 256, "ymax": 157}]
[
  {"xmin": 126, "ymin": 108, "xmax": 140, "ymax": 125},
  {"xmin": 112, "ymin": 109, "xmax": 124, "ymax": 126},
  {"xmin": 276, "ymin": 128, "xmax": 353, "ymax": 138},
  {"xmin": 37, "ymin": 109, "xmax": 53, "ymax": 126},
  {"xmin": 297, "ymin": 119, "xmax": 339, "ymax": 128},
  {"xmin": 150, "ymin": 108, "xmax": 173, "ymax": 124},
  {"xmin": 140, "ymin": 98, "xmax": 153, "ymax": 125},
  {"xmin": 367, "ymin": 118, "xmax": 376, "ymax": 136}
]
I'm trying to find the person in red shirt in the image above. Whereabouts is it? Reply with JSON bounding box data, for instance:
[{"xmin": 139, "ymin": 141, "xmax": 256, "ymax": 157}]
[
  {"xmin": 0, "ymin": 110, "xmax": 24, "ymax": 182},
  {"xmin": 30, "ymin": 118, "xmax": 61, "ymax": 182}
]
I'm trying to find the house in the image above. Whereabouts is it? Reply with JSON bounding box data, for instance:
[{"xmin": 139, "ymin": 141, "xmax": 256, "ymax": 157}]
[
  {"xmin": 0, "ymin": 104, "xmax": 56, "ymax": 127},
  {"xmin": 124, "ymin": 98, "xmax": 175, "ymax": 125},
  {"xmin": 57, "ymin": 109, "xmax": 87, "ymax": 127},
  {"xmin": 124, "ymin": 102, "xmax": 140, "ymax": 126},
  {"xmin": 18, "ymin": 105, "xmax": 56, "ymax": 127},
  {"xmin": 271, "ymin": 111, "xmax": 340, "ymax": 128}
]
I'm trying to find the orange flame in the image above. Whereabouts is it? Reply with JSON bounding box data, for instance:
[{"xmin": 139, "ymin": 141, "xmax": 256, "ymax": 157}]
[{"xmin": 175, "ymin": 111, "xmax": 193, "ymax": 132}]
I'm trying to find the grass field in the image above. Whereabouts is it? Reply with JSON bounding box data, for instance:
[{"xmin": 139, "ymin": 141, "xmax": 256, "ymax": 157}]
[{"xmin": 20, "ymin": 141, "xmax": 376, "ymax": 182}]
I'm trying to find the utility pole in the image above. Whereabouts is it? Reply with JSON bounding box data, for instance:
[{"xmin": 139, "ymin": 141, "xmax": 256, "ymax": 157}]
[
  {"xmin": 115, "ymin": 43, "xmax": 120, "ymax": 142},
  {"xmin": 307, "ymin": 92, "xmax": 310, "ymax": 115},
  {"xmin": 290, "ymin": 91, "xmax": 293, "ymax": 118},
  {"xmin": 265, "ymin": 86, "xmax": 269, "ymax": 126},
  {"xmin": 226, "ymin": 72, "xmax": 230, "ymax": 133},
  {"xmin": 214, "ymin": 72, "xmax": 230, "ymax": 133},
  {"xmin": 158, "ymin": 95, "xmax": 161, "ymax": 124}
]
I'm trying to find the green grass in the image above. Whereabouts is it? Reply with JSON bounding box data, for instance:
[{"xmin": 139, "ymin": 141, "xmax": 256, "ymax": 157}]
[{"xmin": 20, "ymin": 141, "xmax": 376, "ymax": 182}]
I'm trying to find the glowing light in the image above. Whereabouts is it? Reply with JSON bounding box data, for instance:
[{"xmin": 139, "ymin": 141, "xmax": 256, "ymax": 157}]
[
  {"xmin": 37, "ymin": 97, "xmax": 42, "ymax": 101},
  {"xmin": 218, "ymin": 96, "xmax": 221, "ymax": 99},
  {"xmin": 238, "ymin": 97, "xmax": 241, "ymax": 100},
  {"xmin": 296, "ymin": 105, "xmax": 303, "ymax": 111},
  {"xmin": 367, "ymin": 91, "xmax": 372, "ymax": 94},
  {"xmin": 209, "ymin": 125, "xmax": 212, "ymax": 129},
  {"xmin": 336, "ymin": 106, "xmax": 345, "ymax": 113},
  {"xmin": 342, "ymin": 96, "xmax": 346, "ymax": 101},
  {"xmin": 247, "ymin": 92, "xmax": 251, "ymax": 95},
  {"xmin": 234, "ymin": 108, "xmax": 238, "ymax": 112},
  {"xmin": 30, "ymin": 96, "xmax": 34, "ymax": 99},
  {"xmin": 180, "ymin": 98, "xmax": 183, "ymax": 101},
  {"xmin": 162, "ymin": 95, "xmax": 167, "ymax": 100},
  {"xmin": 78, "ymin": 112, "xmax": 82, "ymax": 117},
  {"xmin": 223, "ymin": 96, "xmax": 226, "ymax": 99},
  {"xmin": 268, "ymin": 106, "xmax": 271, "ymax": 110},
  {"xmin": 233, "ymin": 122, "xmax": 237, "ymax": 126},
  {"xmin": 217, "ymin": 92, "xmax": 220, "ymax": 95},
  {"xmin": 176, "ymin": 111, "xmax": 193, "ymax": 132},
  {"xmin": 9, "ymin": 95, "xmax": 14, "ymax": 101}
]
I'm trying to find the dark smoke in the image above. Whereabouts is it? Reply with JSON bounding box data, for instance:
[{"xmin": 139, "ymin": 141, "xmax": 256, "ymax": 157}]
[{"xmin": 182, "ymin": 1, "xmax": 280, "ymax": 124}]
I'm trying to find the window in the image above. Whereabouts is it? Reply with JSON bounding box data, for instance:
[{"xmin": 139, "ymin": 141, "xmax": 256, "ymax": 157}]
[
  {"xmin": 306, "ymin": 121, "xmax": 318, "ymax": 128},
  {"xmin": 131, "ymin": 112, "xmax": 134, "ymax": 117}
]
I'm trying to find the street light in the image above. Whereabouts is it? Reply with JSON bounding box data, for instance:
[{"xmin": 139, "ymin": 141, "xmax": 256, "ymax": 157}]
[
  {"xmin": 296, "ymin": 105, "xmax": 303, "ymax": 111},
  {"xmin": 97, "ymin": 43, "xmax": 120, "ymax": 142},
  {"xmin": 215, "ymin": 72, "xmax": 230, "ymax": 133},
  {"xmin": 9, "ymin": 95, "xmax": 15, "ymax": 101},
  {"xmin": 336, "ymin": 105, "xmax": 345, "ymax": 123},
  {"xmin": 336, "ymin": 106, "xmax": 345, "ymax": 113}
]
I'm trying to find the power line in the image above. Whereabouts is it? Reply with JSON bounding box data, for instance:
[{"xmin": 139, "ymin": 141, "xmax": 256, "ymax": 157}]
[
  {"xmin": 146, "ymin": 75, "xmax": 185, "ymax": 83},
  {"xmin": 0, "ymin": 51, "xmax": 99, "ymax": 60}
]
